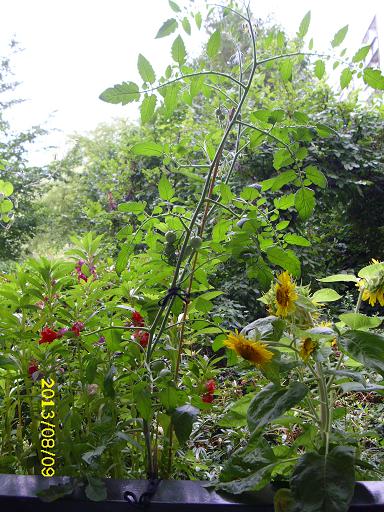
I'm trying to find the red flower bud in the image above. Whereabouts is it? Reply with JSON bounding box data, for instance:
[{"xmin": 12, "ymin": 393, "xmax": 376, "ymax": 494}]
[
  {"xmin": 39, "ymin": 327, "xmax": 59, "ymax": 344},
  {"xmin": 202, "ymin": 393, "xmax": 214, "ymax": 403},
  {"xmin": 205, "ymin": 379, "xmax": 216, "ymax": 393}
]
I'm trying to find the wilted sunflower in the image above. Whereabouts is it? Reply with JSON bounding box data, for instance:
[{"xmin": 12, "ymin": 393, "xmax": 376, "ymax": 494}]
[
  {"xmin": 224, "ymin": 332, "xmax": 273, "ymax": 367},
  {"xmin": 299, "ymin": 337, "xmax": 318, "ymax": 362},
  {"xmin": 274, "ymin": 271, "xmax": 298, "ymax": 317}
]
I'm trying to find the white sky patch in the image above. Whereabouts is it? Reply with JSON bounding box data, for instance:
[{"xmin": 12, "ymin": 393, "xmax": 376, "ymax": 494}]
[{"xmin": 0, "ymin": 0, "xmax": 383, "ymax": 166}]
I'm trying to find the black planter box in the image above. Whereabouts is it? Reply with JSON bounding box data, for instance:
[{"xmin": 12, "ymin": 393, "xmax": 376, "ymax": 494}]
[{"xmin": 0, "ymin": 475, "xmax": 383, "ymax": 511}]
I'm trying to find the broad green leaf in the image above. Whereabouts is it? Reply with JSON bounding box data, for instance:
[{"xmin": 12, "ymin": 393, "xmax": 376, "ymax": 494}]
[
  {"xmin": 85, "ymin": 478, "xmax": 107, "ymax": 502},
  {"xmin": 314, "ymin": 59, "xmax": 325, "ymax": 79},
  {"xmin": 339, "ymin": 312, "xmax": 382, "ymax": 330},
  {"xmin": 363, "ymin": 68, "xmax": 384, "ymax": 90},
  {"xmin": 207, "ymin": 30, "xmax": 221, "ymax": 58},
  {"xmin": 247, "ymin": 382, "xmax": 308, "ymax": 432},
  {"xmin": 137, "ymin": 54, "xmax": 156, "ymax": 84},
  {"xmin": 358, "ymin": 262, "xmax": 384, "ymax": 279},
  {"xmin": 168, "ymin": 0, "xmax": 181, "ymax": 12},
  {"xmin": 158, "ymin": 174, "xmax": 175, "ymax": 201},
  {"xmin": 331, "ymin": 25, "xmax": 348, "ymax": 47},
  {"xmin": 182, "ymin": 17, "xmax": 191, "ymax": 35},
  {"xmin": 295, "ymin": 187, "xmax": 315, "ymax": 220},
  {"xmin": 291, "ymin": 446, "xmax": 355, "ymax": 512},
  {"xmin": 339, "ymin": 330, "xmax": 384, "ymax": 376},
  {"xmin": 172, "ymin": 404, "xmax": 199, "ymax": 444},
  {"xmin": 155, "ymin": 18, "xmax": 178, "ymax": 38},
  {"xmin": 171, "ymin": 35, "xmax": 186, "ymax": 64},
  {"xmin": 131, "ymin": 141, "xmax": 163, "ymax": 156},
  {"xmin": 284, "ymin": 234, "xmax": 311, "ymax": 247},
  {"xmin": 280, "ymin": 60, "xmax": 293, "ymax": 82},
  {"xmin": 37, "ymin": 483, "xmax": 74, "ymax": 503},
  {"xmin": 103, "ymin": 365, "xmax": 116, "ymax": 398},
  {"xmin": 276, "ymin": 220, "xmax": 289, "ymax": 230},
  {"xmin": 352, "ymin": 45, "xmax": 370, "ymax": 63},
  {"xmin": 217, "ymin": 436, "xmax": 277, "ymax": 494},
  {"xmin": 319, "ymin": 274, "xmax": 358, "ymax": 283},
  {"xmin": 219, "ymin": 393, "xmax": 256, "ymax": 428},
  {"xmin": 340, "ymin": 67, "xmax": 353, "ymax": 89},
  {"xmin": 266, "ymin": 246, "xmax": 301, "ymax": 277},
  {"xmin": 140, "ymin": 94, "xmax": 157, "ymax": 123},
  {"xmin": 99, "ymin": 81, "xmax": 140, "ymax": 105},
  {"xmin": 0, "ymin": 199, "xmax": 13, "ymax": 213},
  {"xmin": 118, "ymin": 201, "xmax": 147, "ymax": 214},
  {"xmin": 298, "ymin": 11, "xmax": 311, "ymax": 38},
  {"xmin": 133, "ymin": 383, "xmax": 152, "ymax": 421},
  {"xmin": 312, "ymin": 288, "xmax": 342, "ymax": 302},
  {"xmin": 305, "ymin": 165, "xmax": 327, "ymax": 188}
]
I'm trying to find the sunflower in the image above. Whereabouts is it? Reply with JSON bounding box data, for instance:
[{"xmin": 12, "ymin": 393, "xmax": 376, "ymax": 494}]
[
  {"xmin": 357, "ymin": 277, "xmax": 384, "ymax": 307},
  {"xmin": 274, "ymin": 271, "xmax": 298, "ymax": 317},
  {"xmin": 299, "ymin": 337, "xmax": 318, "ymax": 362},
  {"xmin": 224, "ymin": 331, "xmax": 273, "ymax": 367}
]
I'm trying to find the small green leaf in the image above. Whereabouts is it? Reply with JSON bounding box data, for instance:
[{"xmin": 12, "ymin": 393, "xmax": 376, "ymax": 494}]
[
  {"xmin": 137, "ymin": 54, "xmax": 156, "ymax": 84},
  {"xmin": 131, "ymin": 142, "xmax": 163, "ymax": 156},
  {"xmin": 172, "ymin": 404, "xmax": 199, "ymax": 444},
  {"xmin": 312, "ymin": 288, "xmax": 342, "ymax": 302},
  {"xmin": 273, "ymin": 148, "xmax": 293, "ymax": 170},
  {"xmin": 164, "ymin": 84, "xmax": 179, "ymax": 117},
  {"xmin": 182, "ymin": 17, "xmax": 191, "ymax": 35},
  {"xmin": 207, "ymin": 30, "xmax": 221, "ymax": 58},
  {"xmin": 294, "ymin": 187, "xmax": 315, "ymax": 220},
  {"xmin": 352, "ymin": 45, "xmax": 370, "ymax": 63},
  {"xmin": 331, "ymin": 25, "xmax": 348, "ymax": 47},
  {"xmin": 158, "ymin": 174, "xmax": 175, "ymax": 201},
  {"xmin": 85, "ymin": 477, "xmax": 107, "ymax": 502},
  {"xmin": 118, "ymin": 201, "xmax": 147, "ymax": 214},
  {"xmin": 340, "ymin": 67, "xmax": 353, "ymax": 89},
  {"xmin": 0, "ymin": 181, "xmax": 13, "ymax": 196},
  {"xmin": 298, "ymin": 11, "xmax": 311, "ymax": 38},
  {"xmin": 171, "ymin": 35, "xmax": 186, "ymax": 64},
  {"xmin": 133, "ymin": 383, "xmax": 152, "ymax": 421},
  {"xmin": 168, "ymin": 0, "xmax": 181, "ymax": 12},
  {"xmin": 195, "ymin": 12, "xmax": 202, "ymax": 30},
  {"xmin": 284, "ymin": 234, "xmax": 311, "ymax": 247},
  {"xmin": 115, "ymin": 243, "xmax": 131, "ymax": 275},
  {"xmin": 305, "ymin": 165, "xmax": 327, "ymax": 188},
  {"xmin": 363, "ymin": 68, "xmax": 384, "ymax": 90},
  {"xmin": 314, "ymin": 59, "xmax": 325, "ymax": 79},
  {"xmin": 99, "ymin": 81, "xmax": 140, "ymax": 105},
  {"xmin": 155, "ymin": 18, "xmax": 178, "ymax": 38}
]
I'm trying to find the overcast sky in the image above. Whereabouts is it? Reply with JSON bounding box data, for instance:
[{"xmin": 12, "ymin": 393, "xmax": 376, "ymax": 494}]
[{"xmin": 1, "ymin": 0, "xmax": 383, "ymax": 166}]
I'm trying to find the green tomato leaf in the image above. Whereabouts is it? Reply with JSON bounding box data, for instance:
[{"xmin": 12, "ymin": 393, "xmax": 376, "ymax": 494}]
[
  {"xmin": 133, "ymin": 383, "xmax": 152, "ymax": 421},
  {"xmin": 284, "ymin": 234, "xmax": 311, "ymax": 247},
  {"xmin": 168, "ymin": 0, "xmax": 181, "ymax": 12},
  {"xmin": 137, "ymin": 54, "xmax": 156, "ymax": 84},
  {"xmin": 280, "ymin": 60, "xmax": 293, "ymax": 82},
  {"xmin": 305, "ymin": 165, "xmax": 327, "ymax": 188},
  {"xmin": 207, "ymin": 30, "xmax": 221, "ymax": 58},
  {"xmin": 155, "ymin": 18, "xmax": 178, "ymax": 38},
  {"xmin": 99, "ymin": 81, "xmax": 140, "ymax": 105},
  {"xmin": 158, "ymin": 174, "xmax": 175, "ymax": 201},
  {"xmin": 171, "ymin": 35, "xmax": 186, "ymax": 64},
  {"xmin": 195, "ymin": 12, "xmax": 202, "ymax": 30},
  {"xmin": 115, "ymin": 243, "xmax": 131, "ymax": 275},
  {"xmin": 182, "ymin": 17, "xmax": 191, "ymax": 35},
  {"xmin": 266, "ymin": 246, "xmax": 301, "ymax": 277},
  {"xmin": 140, "ymin": 94, "xmax": 157, "ymax": 124},
  {"xmin": 314, "ymin": 59, "xmax": 325, "ymax": 79},
  {"xmin": 340, "ymin": 67, "xmax": 353, "ymax": 89},
  {"xmin": 131, "ymin": 142, "xmax": 163, "ymax": 156},
  {"xmin": 118, "ymin": 201, "xmax": 147, "ymax": 214},
  {"xmin": 291, "ymin": 446, "xmax": 355, "ymax": 512},
  {"xmin": 363, "ymin": 68, "xmax": 384, "ymax": 90},
  {"xmin": 352, "ymin": 45, "xmax": 370, "ymax": 63},
  {"xmin": 298, "ymin": 11, "xmax": 311, "ymax": 38},
  {"xmin": 331, "ymin": 25, "xmax": 348, "ymax": 47},
  {"xmin": 294, "ymin": 187, "xmax": 315, "ymax": 220}
]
